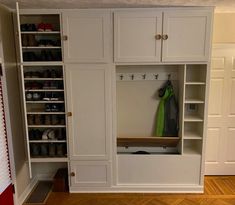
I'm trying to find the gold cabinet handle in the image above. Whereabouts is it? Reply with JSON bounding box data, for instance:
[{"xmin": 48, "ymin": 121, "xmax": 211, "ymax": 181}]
[
  {"xmin": 70, "ymin": 172, "xmax": 75, "ymax": 177},
  {"xmin": 162, "ymin": 34, "xmax": 168, "ymax": 40},
  {"xmin": 62, "ymin": 35, "xmax": 68, "ymax": 41},
  {"xmin": 67, "ymin": 112, "xmax": 72, "ymax": 117},
  {"xmin": 155, "ymin": 34, "xmax": 162, "ymax": 40}
]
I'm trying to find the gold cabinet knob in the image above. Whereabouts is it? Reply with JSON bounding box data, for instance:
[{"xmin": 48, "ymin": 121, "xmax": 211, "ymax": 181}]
[
  {"xmin": 67, "ymin": 112, "xmax": 72, "ymax": 117},
  {"xmin": 155, "ymin": 34, "xmax": 162, "ymax": 40},
  {"xmin": 62, "ymin": 35, "xmax": 68, "ymax": 41},
  {"xmin": 162, "ymin": 34, "xmax": 168, "ymax": 40},
  {"xmin": 70, "ymin": 172, "xmax": 75, "ymax": 177}
]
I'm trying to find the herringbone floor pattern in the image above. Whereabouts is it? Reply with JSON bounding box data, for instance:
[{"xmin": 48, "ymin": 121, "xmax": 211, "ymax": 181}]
[{"xmin": 45, "ymin": 176, "xmax": 235, "ymax": 205}]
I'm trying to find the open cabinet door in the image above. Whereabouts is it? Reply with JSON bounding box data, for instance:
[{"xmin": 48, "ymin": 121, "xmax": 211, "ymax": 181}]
[{"xmin": 0, "ymin": 71, "xmax": 14, "ymax": 205}]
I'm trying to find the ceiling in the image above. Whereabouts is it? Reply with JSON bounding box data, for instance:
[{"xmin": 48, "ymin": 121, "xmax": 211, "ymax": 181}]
[{"xmin": 0, "ymin": 0, "xmax": 235, "ymax": 12}]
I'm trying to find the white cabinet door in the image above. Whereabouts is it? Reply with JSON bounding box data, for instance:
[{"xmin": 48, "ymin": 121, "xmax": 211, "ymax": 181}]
[
  {"xmin": 62, "ymin": 10, "xmax": 110, "ymax": 63},
  {"xmin": 114, "ymin": 11, "xmax": 162, "ymax": 63},
  {"xmin": 70, "ymin": 161, "xmax": 111, "ymax": 187},
  {"xmin": 162, "ymin": 10, "xmax": 212, "ymax": 62},
  {"xmin": 65, "ymin": 64, "xmax": 111, "ymax": 160}
]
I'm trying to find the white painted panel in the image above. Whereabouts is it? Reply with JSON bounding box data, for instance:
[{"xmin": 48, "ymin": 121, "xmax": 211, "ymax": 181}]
[
  {"xmin": 225, "ymin": 128, "xmax": 235, "ymax": 162},
  {"xmin": 162, "ymin": 10, "xmax": 212, "ymax": 62},
  {"xmin": 205, "ymin": 128, "xmax": 220, "ymax": 162},
  {"xmin": 229, "ymin": 79, "xmax": 235, "ymax": 115},
  {"xmin": 70, "ymin": 161, "xmax": 111, "ymax": 187},
  {"xmin": 63, "ymin": 10, "xmax": 110, "ymax": 63},
  {"xmin": 114, "ymin": 11, "xmax": 162, "ymax": 62},
  {"xmin": 208, "ymin": 78, "xmax": 224, "ymax": 116},
  {"xmin": 66, "ymin": 64, "xmax": 110, "ymax": 160},
  {"xmin": 117, "ymin": 155, "xmax": 201, "ymax": 185},
  {"xmin": 211, "ymin": 57, "xmax": 225, "ymax": 70}
]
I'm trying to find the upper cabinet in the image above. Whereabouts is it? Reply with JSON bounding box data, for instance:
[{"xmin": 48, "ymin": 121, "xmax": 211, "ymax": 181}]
[
  {"xmin": 114, "ymin": 9, "xmax": 213, "ymax": 63},
  {"xmin": 62, "ymin": 10, "xmax": 111, "ymax": 63},
  {"xmin": 114, "ymin": 11, "xmax": 163, "ymax": 63}
]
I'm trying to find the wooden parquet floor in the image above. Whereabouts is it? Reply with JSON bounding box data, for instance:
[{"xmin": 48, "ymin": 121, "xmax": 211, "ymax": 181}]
[{"xmin": 45, "ymin": 176, "xmax": 235, "ymax": 205}]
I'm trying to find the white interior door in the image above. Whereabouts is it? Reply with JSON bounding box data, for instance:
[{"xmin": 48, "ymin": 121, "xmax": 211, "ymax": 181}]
[{"xmin": 205, "ymin": 44, "xmax": 235, "ymax": 175}]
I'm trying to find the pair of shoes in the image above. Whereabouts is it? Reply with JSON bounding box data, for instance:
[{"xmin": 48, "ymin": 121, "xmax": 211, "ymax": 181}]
[
  {"xmin": 21, "ymin": 24, "xmax": 37, "ymax": 31},
  {"xmin": 24, "ymin": 71, "xmax": 42, "ymax": 78},
  {"xmin": 23, "ymin": 52, "xmax": 38, "ymax": 61},
  {"xmin": 37, "ymin": 23, "xmax": 53, "ymax": 31},
  {"xmin": 42, "ymin": 129, "xmax": 56, "ymax": 140},
  {"xmin": 56, "ymin": 129, "xmax": 66, "ymax": 140},
  {"xmin": 44, "ymin": 115, "xmax": 62, "ymax": 125},
  {"xmin": 22, "ymin": 34, "xmax": 37, "ymax": 46},
  {"xmin": 25, "ymin": 82, "xmax": 43, "ymax": 89},
  {"xmin": 42, "ymin": 69, "xmax": 62, "ymax": 78},
  {"xmin": 30, "ymin": 144, "xmax": 41, "ymax": 156},
  {"xmin": 38, "ymin": 39, "xmax": 55, "ymax": 47},
  {"xmin": 40, "ymin": 50, "xmax": 54, "ymax": 61},
  {"xmin": 43, "ymin": 92, "xmax": 63, "ymax": 101},
  {"xmin": 28, "ymin": 115, "xmax": 44, "ymax": 125},
  {"xmin": 29, "ymin": 129, "xmax": 42, "ymax": 140},
  {"xmin": 45, "ymin": 104, "xmax": 63, "ymax": 112},
  {"xmin": 26, "ymin": 92, "xmax": 42, "ymax": 101},
  {"xmin": 48, "ymin": 143, "xmax": 66, "ymax": 157}
]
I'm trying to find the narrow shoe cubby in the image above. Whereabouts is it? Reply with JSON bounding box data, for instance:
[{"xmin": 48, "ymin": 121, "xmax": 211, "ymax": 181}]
[
  {"xmin": 19, "ymin": 14, "xmax": 62, "ymax": 62},
  {"xmin": 22, "ymin": 65, "xmax": 67, "ymax": 162},
  {"xmin": 183, "ymin": 64, "xmax": 207, "ymax": 155}
]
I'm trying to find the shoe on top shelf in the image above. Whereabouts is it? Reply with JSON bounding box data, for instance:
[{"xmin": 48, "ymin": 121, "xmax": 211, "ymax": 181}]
[{"xmin": 37, "ymin": 23, "xmax": 53, "ymax": 32}]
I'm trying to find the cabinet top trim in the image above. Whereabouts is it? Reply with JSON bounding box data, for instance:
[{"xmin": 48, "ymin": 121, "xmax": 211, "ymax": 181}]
[{"xmin": 18, "ymin": 7, "xmax": 214, "ymax": 14}]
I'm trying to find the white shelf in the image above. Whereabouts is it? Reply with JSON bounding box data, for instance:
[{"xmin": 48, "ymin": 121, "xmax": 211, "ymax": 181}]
[
  {"xmin": 21, "ymin": 62, "xmax": 63, "ymax": 66},
  {"xmin": 185, "ymin": 99, "xmax": 204, "ymax": 104},
  {"xmin": 24, "ymin": 78, "xmax": 63, "ymax": 81},
  {"xmin": 28, "ymin": 125, "xmax": 66, "ymax": 128},
  {"xmin": 184, "ymin": 114, "xmax": 203, "ymax": 122},
  {"xmin": 185, "ymin": 82, "xmax": 206, "ymax": 85},
  {"xmin": 29, "ymin": 140, "xmax": 66, "ymax": 143},
  {"xmin": 184, "ymin": 130, "xmax": 202, "ymax": 139},
  {"xmin": 30, "ymin": 157, "xmax": 68, "ymax": 163},
  {"xmin": 22, "ymin": 46, "xmax": 61, "ymax": 49},
  {"xmin": 26, "ymin": 101, "xmax": 64, "ymax": 103},
  {"xmin": 25, "ymin": 89, "xmax": 64, "ymax": 92},
  {"xmin": 21, "ymin": 31, "xmax": 61, "ymax": 34},
  {"xmin": 183, "ymin": 146, "xmax": 201, "ymax": 155},
  {"xmin": 27, "ymin": 112, "xmax": 65, "ymax": 114}
]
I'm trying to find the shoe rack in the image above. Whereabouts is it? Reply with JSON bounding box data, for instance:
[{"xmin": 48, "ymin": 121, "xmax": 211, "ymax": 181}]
[{"xmin": 16, "ymin": 11, "xmax": 68, "ymax": 172}]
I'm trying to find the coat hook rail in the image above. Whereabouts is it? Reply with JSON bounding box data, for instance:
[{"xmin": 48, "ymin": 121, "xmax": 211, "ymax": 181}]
[{"xmin": 116, "ymin": 72, "xmax": 177, "ymax": 81}]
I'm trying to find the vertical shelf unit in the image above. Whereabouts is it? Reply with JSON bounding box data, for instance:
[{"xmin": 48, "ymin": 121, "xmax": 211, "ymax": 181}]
[
  {"xmin": 183, "ymin": 64, "xmax": 207, "ymax": 155},
  {"xmin": 17, "ymin": 10, "xmax": 68, "ymax": 177}
]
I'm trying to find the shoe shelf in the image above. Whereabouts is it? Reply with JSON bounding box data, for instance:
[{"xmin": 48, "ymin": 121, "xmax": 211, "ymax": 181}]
[
  {"xmin": 30, "ymin": 158, "xmax": 68, "ymax": 163},
  {"xmin": 22, "ymin": 46, "xmax": 61, "ymax": 49},
  {"xmin": 26, "ymin": 101, "xmax": 64, "ymax": 104},
  {"xmin": 21, "ymin": 62, "xmax": 63, "ymax": 66},
  {"xmin": 28, "ymin": 125, "xmax": 66, "ymax": 128},
  {"xmin": 21, "ymin": 31, "xmax": 61, "ymax": 34},
  {"xmin": 27, "ymin": 112, "xmax": 65, "ymax": 114},
  {"xmin": 184, "ymin": 99, "xmax": 204, "ymax": 104},
  {"xmin": 25, "ymin": 89, "xmax": 64, "ymax": 92},
  {"xmin": 29, "ymin": 140, "xmax": 67, "ymax": 143},
  {"xmin": 185, "ymin": 82, "xmax": 206, "ymax": 85},
  {"xmin": 25, "ymin": 78, "xmax": 63, "ymax": 81}
]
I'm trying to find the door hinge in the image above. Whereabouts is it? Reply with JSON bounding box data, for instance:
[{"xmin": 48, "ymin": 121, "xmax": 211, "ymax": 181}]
[{"xmin": 12, "ymin": 184, "xmax": 15, "ymax": 194}]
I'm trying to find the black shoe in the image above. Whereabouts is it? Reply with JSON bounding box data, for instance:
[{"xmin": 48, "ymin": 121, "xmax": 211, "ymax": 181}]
[
  {"xmin": 40, "ymin": 144, "xmax": 48, "ymax": 156},
  {"xmin": 31, "ymin": 144, "xmax": 40, "ymax": 157}
]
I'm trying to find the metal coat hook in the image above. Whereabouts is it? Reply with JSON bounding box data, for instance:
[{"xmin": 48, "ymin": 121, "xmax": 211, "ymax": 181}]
[
  {"xmin": 130, "ymin": 74, "xmax": 134, "ymax": 80},
  {"xmin": 120, "ymin": 74, "xmax": 124, "ymax": 80},
  {"xmin": 154, "ymin": 74, "xmax": 159, "ymax": 80},
  {"xmin": 168, "ymin": 74, "xmax": 171, "ymax": 80},
  {"xmin": 142, "ymin": 74, "xmax": 146, "ymax": 80}
]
